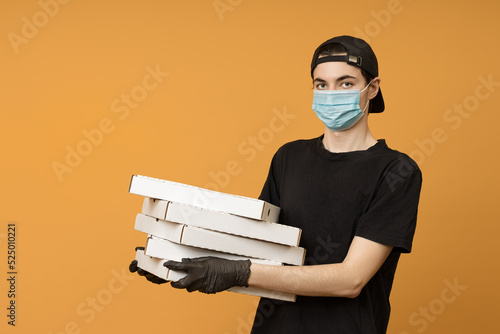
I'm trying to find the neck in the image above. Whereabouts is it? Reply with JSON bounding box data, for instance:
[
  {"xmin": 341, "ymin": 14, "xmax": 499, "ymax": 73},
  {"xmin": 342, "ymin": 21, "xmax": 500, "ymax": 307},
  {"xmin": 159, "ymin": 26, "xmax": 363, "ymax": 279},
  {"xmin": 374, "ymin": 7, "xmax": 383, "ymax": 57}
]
[{"xmin": 322, "ymin": 116, "xmax": 377, "ymax": 153}]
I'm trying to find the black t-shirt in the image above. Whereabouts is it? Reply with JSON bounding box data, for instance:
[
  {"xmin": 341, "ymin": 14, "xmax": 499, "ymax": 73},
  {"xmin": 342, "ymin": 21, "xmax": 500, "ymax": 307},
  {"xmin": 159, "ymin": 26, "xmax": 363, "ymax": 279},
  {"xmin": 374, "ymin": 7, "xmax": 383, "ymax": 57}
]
[{"xmin": 251, "ymin": 136, "xmax": 422, "ymax": 334}]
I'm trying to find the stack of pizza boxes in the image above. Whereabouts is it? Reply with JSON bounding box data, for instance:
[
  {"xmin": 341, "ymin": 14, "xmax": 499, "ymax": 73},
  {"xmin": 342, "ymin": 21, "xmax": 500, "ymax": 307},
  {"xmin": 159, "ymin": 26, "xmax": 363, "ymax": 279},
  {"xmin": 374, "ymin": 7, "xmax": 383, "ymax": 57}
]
[{"xmin": 129, "ymin": 175, "xmax": 305, "ymax": 302}]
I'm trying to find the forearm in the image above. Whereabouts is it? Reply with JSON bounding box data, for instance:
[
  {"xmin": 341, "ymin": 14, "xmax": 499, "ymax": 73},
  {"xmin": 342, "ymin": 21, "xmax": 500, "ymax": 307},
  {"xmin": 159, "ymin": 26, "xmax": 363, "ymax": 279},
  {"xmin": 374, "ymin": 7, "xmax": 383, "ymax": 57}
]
[
  {"xmin": 248, "ymin": 262, "xmax": 362, "ymax": 298},
  {"xmin": 161, "ymin": 236, "xmax": 392, "ymax": 296},
  {"xmin": 248, "ymin": 236, "xmax": 393, "ymax": 298}
]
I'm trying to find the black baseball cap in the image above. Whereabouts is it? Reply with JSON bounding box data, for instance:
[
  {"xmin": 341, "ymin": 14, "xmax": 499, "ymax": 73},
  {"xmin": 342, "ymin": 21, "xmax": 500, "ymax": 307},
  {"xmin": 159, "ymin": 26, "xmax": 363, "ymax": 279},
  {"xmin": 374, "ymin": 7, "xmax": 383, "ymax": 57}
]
[{"xmin": 310, "ymin": 35, "xmax": 385, "ymax": 113}]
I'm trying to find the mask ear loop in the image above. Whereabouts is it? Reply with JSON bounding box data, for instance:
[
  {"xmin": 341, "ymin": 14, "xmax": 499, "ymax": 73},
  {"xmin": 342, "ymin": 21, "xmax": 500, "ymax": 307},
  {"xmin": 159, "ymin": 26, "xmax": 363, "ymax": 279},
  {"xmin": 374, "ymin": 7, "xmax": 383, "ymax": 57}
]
[
  {"xmin": 360, "ymin": 79, "xmax": 373, "ymax": 93},
  {"xmin": 360, "ymin": 79, "xmax": 373, "ymax": 113}
]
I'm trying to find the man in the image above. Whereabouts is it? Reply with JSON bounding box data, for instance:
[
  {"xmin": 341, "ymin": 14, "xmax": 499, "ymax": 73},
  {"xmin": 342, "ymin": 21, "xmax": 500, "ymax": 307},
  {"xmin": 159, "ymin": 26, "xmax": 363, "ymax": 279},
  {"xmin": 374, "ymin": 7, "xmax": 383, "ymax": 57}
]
[{"xmin": 130, "ymin": 35, "xmax": 422, "ymax": 333}]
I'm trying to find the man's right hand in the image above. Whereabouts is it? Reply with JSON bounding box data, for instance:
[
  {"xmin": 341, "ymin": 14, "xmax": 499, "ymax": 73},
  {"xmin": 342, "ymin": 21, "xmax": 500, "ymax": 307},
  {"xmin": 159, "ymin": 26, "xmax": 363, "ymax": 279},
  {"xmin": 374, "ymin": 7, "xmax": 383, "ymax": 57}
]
[{"xmin": 129, "ymin": 247, "xmax": 168, "ymax": 285}]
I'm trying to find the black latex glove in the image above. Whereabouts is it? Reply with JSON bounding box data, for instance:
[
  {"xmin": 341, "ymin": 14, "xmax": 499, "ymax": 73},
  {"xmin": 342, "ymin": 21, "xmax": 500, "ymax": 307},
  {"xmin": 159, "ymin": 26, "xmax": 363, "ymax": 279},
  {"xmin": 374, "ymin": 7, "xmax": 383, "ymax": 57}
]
[
  {"xmin": 129, "ymin": 247, "xmax": 168, "ymax": 285},
  {"xmin": 164, "ymin": 257, "xmax": 251, "ymax": 294}
]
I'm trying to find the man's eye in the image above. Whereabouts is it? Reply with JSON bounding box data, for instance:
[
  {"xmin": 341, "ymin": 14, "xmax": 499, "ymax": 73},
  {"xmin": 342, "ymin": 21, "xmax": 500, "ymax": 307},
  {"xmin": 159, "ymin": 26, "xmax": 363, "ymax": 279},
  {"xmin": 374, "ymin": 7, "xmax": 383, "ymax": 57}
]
[
  {"xmin": 340, "ymin": 82, "xmax": 353, "ymax": 88},
  {"xmin": 316, "ymin": 83, "xmax": 327, "ymax": 89}
]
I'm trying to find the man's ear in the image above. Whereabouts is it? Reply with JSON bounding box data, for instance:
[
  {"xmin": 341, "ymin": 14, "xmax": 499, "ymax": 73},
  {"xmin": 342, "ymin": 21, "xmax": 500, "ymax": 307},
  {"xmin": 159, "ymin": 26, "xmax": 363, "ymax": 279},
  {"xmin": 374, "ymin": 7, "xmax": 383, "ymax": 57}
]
[{"xmin": 368, "ymin": 77, "xmax": 381, "ymax": 100}]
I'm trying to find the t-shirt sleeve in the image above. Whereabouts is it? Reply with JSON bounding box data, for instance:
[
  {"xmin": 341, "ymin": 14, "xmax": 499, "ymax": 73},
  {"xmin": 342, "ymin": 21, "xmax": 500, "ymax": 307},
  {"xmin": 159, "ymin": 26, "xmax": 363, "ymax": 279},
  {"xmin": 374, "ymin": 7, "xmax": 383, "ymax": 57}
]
[
  {"xmin": 258, "ymin": 151, "xmax": 281, "ymax": 207},
  {"xmin": 355, "ymin": 155, "xmax": 423, "ymax": 253}
]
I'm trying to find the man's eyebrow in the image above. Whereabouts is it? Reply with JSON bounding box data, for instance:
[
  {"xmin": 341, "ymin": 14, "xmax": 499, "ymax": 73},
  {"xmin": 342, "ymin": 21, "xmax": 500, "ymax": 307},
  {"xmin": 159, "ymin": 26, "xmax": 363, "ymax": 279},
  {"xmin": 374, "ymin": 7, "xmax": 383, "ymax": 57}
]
[
  {"xmin": 313, "ymin": 75, "xmax": 358, "ymax": 83},
  {"xmin": 336, "ymin": 75, "xmax": 357, "ymax": 82}
]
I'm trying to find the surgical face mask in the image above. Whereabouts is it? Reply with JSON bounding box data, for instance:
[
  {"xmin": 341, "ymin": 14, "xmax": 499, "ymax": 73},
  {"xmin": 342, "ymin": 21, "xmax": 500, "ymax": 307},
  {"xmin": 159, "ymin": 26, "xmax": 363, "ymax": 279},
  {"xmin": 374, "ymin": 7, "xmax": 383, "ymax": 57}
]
[{"xmin": 312, "ymin": 81, "xmax": 372, "ymax": 132}]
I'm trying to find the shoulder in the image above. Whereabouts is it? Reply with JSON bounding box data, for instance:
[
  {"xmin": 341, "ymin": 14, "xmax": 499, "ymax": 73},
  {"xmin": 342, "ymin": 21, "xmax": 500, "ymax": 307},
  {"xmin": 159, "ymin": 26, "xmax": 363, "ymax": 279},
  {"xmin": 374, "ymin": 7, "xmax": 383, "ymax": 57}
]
[
  {"xmin": 266, "ymin": 137, "xmax": 322, "ymax": 172},
  {"xmin": 373, "ymin": 142, "xmax": 423, "ymax": 193},
  {"xmin": 374, "ymin": 140, "xmax": 421, "ymax": 174},
  {"xmin": 275, "ymin": 136, "xmax": 321, "ymax": 157}
]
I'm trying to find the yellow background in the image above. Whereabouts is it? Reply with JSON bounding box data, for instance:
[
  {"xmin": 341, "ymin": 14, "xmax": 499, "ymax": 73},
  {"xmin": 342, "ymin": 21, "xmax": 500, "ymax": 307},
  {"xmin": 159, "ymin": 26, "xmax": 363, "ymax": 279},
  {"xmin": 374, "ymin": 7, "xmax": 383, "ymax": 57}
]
[{"xmin": 1, "ymin": 0, "xmax": 499, "ymax": 333}]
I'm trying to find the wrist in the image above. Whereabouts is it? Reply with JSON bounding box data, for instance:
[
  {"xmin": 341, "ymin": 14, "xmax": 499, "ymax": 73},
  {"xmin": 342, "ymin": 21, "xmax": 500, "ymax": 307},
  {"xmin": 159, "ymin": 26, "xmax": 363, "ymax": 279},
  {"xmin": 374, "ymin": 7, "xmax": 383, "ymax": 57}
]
[{"xmin": 235, "ymin": 259, "xmax": 251, "ymax": 287}]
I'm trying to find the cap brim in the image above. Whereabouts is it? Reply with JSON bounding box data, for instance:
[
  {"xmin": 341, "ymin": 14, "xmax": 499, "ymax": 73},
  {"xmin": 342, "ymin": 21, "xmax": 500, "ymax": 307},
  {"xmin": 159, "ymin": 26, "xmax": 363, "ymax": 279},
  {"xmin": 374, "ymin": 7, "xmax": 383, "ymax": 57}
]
[{"xmin": 370, "ymin": 88, "xmax": 384, "ymax": 113}]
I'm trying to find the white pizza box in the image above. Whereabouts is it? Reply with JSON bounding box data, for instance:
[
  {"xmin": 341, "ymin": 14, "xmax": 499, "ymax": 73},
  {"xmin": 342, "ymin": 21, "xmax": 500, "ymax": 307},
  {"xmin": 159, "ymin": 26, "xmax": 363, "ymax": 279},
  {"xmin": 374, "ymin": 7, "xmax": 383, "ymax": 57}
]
[
  {"xmin": 135, "ymin": 248, "xmax": 296, "ymax": 302},
  {"xmin": 135, "ymin": 247, "xmax": 171, "ymax": 279},
  {"xmin": 145, "ymin": 236, "xmax": 281, "ymax": 266},
  {"xmin": 135, "ymin": 212, "xmax": 184, "ymax": 241},
  {"xmin": 129, "ymin": 174, "xmax": 280, "ymax": 222},
  {"xmin": 142, "ymin": 198, "xmax": 301, "ymax": 247},
  {"xmin": 135, "ymin": 214, "xmax": 306, "ymax": 266}
]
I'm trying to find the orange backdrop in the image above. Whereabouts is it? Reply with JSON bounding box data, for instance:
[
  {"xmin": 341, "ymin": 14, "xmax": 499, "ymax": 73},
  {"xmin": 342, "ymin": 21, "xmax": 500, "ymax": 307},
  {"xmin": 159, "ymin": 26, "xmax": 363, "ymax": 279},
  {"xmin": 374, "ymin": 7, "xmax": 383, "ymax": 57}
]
[{"xmin": 1, "ymin": 0, "xmax": 499, "ymax": 333}]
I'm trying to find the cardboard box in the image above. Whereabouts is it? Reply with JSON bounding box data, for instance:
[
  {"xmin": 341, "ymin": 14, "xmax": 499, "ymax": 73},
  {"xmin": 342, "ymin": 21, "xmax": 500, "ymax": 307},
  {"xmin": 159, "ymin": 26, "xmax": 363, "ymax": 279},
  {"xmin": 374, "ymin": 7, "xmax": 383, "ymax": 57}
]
[
  {"xmin": 135, "ymin": 212, "xmax": 184, "ymax": 241},
  {"xmin": 135, "ymin": 213, "xmax": 306, "ymax": 265},
  {"xmin": 129, "ymin": 175, "xmax": 280, "ymax": 222},
  {"xmin": 135, "ymin": 248, "xmax": 296, "ymax": 302},
  {"xmin": 142, "ymin": 198, "xmax": 301, "ymax": 247},
  {"xmin": 135, "ymin": 246, "xmax": 171, "ymax": 279},
  {"xmin": 145, "ymin": 236, "xmax": 281, "ymax": 266}
]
